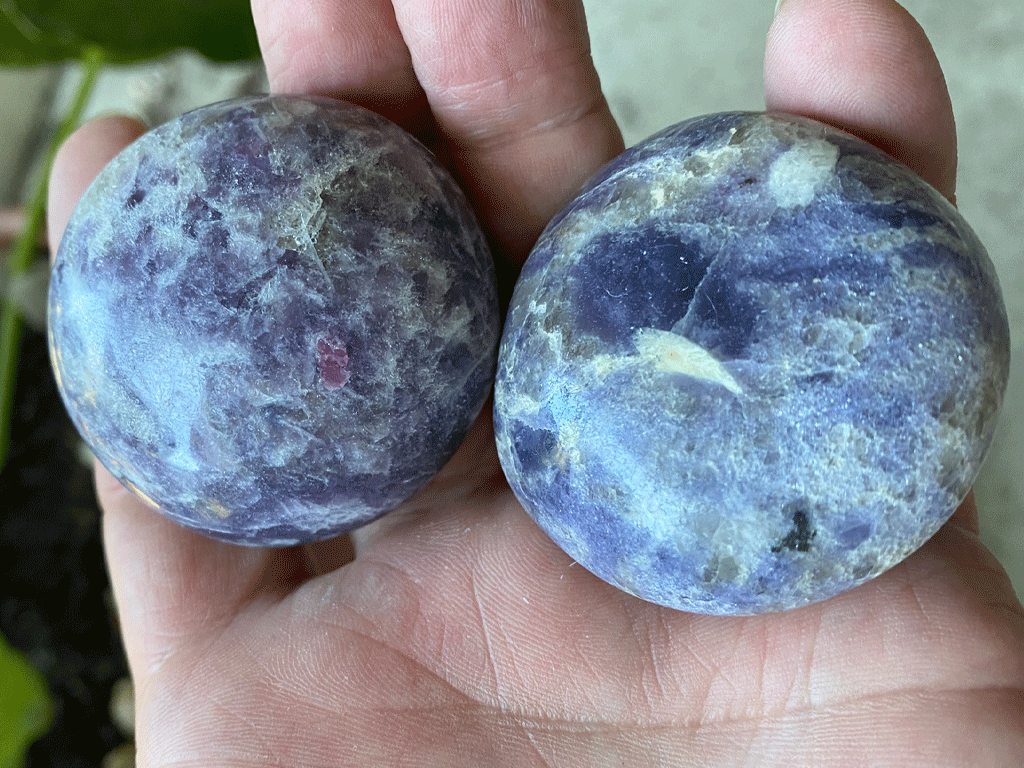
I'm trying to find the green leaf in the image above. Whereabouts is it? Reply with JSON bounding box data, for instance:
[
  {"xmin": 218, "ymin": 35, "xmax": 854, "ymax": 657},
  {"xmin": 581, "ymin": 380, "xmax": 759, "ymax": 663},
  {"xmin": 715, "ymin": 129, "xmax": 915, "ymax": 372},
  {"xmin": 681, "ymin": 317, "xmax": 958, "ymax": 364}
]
[
  {"xmin": 1, "ymin": 0, "xmax": 260, "ymax": 65},
  {"xmin": 0, "ymin": 1, "xmax": 71, "ymax": 63},
  {"xmin": 0, "ymin": 633, "xmax": 54, "ymax": 768}
]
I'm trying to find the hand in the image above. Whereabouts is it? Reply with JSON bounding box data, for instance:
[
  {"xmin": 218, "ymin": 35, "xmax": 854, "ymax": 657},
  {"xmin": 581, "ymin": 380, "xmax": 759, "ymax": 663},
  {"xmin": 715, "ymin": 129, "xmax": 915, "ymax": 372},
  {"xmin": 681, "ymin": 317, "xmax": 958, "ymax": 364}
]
[{"xmin": 47, "ymin": 0, "xmax": 1024, "ymax": 765}]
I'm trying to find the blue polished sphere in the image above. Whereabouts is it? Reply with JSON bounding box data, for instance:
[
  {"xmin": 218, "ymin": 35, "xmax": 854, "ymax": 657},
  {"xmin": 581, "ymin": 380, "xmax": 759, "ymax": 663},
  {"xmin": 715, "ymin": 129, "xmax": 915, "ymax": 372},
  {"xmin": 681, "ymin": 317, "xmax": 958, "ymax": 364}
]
[{"xmin": 495, "ymin": 111, "xmax": 1009, "ymax": 614}]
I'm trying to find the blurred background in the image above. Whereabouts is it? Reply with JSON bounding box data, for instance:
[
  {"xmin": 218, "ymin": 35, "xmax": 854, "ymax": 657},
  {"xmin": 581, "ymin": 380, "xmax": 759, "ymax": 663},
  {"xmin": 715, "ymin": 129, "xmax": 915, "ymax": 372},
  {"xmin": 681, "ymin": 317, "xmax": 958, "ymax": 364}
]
[{"xmin": 1, "ymin": 1, "xmax": 1021, "ymax": 765}]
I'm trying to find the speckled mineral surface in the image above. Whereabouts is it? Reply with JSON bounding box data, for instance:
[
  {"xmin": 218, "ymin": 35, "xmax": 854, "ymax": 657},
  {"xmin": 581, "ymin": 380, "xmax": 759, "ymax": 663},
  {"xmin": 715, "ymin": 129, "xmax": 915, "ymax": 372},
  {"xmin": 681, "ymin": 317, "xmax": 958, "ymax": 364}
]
[
  {"xmin": 494, "ymin": 111, "xmax": 1010, "ymax": 615},
  {"xmin": 49, "ymin": 95, "xmax": 499, "ymax": 546}
]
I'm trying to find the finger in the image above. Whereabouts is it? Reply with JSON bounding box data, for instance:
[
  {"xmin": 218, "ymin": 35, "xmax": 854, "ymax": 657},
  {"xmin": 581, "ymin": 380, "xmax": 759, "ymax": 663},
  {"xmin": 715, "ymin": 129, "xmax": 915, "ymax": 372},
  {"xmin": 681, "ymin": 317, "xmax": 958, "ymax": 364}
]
[
  {"xmin": 48, "ymin": 116, "xmax": 314, "ymax": 678},
  {"xmin": 950, "ymin": 490, "xmax": 980, "ymax": 535},
  {"xmin": 765, "ymin": 0, "xmax": 957, "ymax": 200},
  {"xmin": 302, "ymin": 535, "xmax": 356, "ymax": 576},
  {"xmin": 251, "ymin": 0, "xmax": 431, "ymax": 131},
  {"xmin": 47, "ymin": 114, "xmax": 147, "ymax": 253},
  {"xmin": 391, "ymin": 0, "xmax": 625, "ymax": 262}
]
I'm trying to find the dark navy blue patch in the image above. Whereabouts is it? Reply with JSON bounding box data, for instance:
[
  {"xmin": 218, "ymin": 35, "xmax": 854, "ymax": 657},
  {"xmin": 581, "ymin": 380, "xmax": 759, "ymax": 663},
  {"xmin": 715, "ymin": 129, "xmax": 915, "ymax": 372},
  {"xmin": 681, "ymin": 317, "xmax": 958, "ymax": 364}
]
[
  {"xmin": 509, "ymin": 420, "xmax": 558, "ymax": 478},
  {"xmin": 571, "ymin": 227, "xmax": 708, "ymax": 348}
]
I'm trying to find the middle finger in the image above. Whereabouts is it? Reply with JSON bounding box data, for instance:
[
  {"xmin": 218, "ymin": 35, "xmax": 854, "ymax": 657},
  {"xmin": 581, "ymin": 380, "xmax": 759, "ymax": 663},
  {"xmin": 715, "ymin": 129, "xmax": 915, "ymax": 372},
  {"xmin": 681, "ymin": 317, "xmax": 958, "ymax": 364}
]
[{"xmin": 252, "ymin": 0, "xmax": 431, "ymax": 132}]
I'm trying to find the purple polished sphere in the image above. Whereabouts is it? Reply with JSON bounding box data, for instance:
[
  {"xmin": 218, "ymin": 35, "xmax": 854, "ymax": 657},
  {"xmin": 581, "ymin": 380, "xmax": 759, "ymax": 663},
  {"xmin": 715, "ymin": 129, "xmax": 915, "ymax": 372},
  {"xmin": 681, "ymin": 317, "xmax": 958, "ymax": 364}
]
[{"xmin": 49, "ymin": 95, "xmax": 499, "ymax": 545}]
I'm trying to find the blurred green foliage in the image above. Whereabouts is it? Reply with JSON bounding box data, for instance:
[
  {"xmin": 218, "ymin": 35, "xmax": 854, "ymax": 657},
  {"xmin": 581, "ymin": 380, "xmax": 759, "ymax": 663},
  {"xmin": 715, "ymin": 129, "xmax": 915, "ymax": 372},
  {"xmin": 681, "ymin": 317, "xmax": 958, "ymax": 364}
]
[
  {"xmin": 0, "ymin": 633, "xmax": 53, "ymax": 768},
  {"xmin": 1, "ymin": 0, "xmax": 259, "ymax": 65}
]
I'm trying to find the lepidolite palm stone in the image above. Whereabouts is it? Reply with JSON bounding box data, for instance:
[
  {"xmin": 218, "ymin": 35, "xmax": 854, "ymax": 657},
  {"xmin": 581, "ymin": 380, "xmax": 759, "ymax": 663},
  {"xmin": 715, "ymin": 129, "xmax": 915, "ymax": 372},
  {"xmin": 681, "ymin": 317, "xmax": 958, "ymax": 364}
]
[
  {"xmin": 49, "ymin": 95, "xmax": 499, "ymax": 546},
  {"xmin": 494, "ymin": 111, "xmax": 1009, "ymax": 614}
]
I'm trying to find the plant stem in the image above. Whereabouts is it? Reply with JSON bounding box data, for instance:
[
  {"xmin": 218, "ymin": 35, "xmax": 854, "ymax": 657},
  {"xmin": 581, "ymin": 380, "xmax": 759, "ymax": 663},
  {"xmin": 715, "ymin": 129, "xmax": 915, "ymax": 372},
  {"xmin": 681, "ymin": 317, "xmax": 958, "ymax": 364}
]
[{"xmin": 0, "ymin": 45, "xmax": 104, "ymax": 469}]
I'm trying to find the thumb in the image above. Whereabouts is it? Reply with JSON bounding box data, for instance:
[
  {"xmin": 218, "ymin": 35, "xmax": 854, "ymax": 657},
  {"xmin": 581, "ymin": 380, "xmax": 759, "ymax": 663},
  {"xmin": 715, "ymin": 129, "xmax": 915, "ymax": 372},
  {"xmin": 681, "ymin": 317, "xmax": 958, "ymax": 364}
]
[{"xmin": 47, "ymin": 114, "xmax": 147, "ymax": 251}]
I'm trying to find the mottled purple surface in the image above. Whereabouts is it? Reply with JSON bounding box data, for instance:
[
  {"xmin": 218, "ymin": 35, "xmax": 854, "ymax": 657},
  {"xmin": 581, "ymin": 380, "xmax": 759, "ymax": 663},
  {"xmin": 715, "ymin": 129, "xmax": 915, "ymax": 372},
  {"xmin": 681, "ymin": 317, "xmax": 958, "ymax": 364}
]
[
  {"xmin": 495, "ymin": 112, "xmax": 1010, "ymax": 615},
  {"xmin": 49, "ymin": 95, "xmax": 499, "ymax": 546}
]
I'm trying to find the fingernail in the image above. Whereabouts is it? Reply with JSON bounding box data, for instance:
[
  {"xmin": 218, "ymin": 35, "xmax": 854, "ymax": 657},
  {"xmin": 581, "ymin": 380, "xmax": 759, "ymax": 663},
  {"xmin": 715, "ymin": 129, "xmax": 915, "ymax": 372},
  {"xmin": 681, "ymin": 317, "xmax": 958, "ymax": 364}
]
[{"xmin": 774, "ymin": 0, "xmax": 786, "ymax": 16}]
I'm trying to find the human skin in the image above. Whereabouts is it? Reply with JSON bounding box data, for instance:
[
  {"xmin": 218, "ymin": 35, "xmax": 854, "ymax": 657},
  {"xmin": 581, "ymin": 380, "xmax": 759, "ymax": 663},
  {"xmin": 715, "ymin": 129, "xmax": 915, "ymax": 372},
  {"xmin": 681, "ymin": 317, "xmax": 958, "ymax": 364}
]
[{"xmin": 47, "ymin": 0, "xmax": 1024, "ymax": 765}]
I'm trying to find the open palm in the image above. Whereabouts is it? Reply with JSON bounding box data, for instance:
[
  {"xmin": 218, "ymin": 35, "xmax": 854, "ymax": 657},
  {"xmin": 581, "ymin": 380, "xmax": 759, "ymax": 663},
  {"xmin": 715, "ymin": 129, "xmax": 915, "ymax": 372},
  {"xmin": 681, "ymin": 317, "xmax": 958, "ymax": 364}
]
[{"xmin": 48, "ymin": 1, "xmax": 1024, "ymax": 765}]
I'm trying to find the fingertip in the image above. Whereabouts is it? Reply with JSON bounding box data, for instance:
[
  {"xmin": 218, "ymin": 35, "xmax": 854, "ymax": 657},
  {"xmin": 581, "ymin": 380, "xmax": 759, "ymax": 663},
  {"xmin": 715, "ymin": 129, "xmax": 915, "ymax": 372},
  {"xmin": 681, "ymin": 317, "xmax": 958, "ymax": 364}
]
[
  {"xmin": 950, "ymin": 490, "xmax": 980, "ymax": 535},
  {"xmin": 765, "ymin": 0, "xmax": 957, "ymax": 199},
  {"xmin": 252, "ymin": 0, "xmax": 429, "ymax": 130},
  {"xmin": 392, "ymin": 0, "xmax": 624, "ymax": 263},
  {"xmin": 48, "ymin": 114, "xmax": 147, "ymax": 256}
]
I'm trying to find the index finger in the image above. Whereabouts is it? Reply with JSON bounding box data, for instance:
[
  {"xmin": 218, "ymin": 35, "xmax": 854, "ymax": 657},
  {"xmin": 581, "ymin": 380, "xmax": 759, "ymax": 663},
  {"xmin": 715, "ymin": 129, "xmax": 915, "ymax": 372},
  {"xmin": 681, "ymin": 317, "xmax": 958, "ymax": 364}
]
[
  {"xmin": 392, "ymin": 0, "xmax": 624, "ymax": 262},
  {"xmin": 252, "ymin": 0, "xmax": 430, "ymax": 130}
]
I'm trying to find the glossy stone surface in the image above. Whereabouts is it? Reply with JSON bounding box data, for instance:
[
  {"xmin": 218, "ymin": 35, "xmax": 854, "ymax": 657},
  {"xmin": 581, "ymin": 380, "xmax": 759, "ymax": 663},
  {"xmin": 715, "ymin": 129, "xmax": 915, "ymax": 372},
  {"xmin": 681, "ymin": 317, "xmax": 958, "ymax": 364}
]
[
  {"xmin": 494, "ymin": 111, "xmax": 1010, "ymax": 614},
  {"xmin": 49, "ymin": 95, "xmax": 499, "ymax": 546}
]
